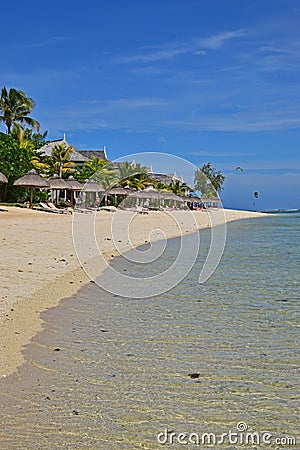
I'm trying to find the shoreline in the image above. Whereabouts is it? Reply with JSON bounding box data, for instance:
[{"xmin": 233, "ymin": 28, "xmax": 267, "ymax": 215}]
[{"xmin": 0, "ymin": 206, "xmax": 268, "ymax": 377}]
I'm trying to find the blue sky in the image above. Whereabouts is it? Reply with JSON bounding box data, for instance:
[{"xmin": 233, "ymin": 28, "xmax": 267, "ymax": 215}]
[{"xmin": 1, "ymin": 0, "xmax": 300, "ymax": 210}]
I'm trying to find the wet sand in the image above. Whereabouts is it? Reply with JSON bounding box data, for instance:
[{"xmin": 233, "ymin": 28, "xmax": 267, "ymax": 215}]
[
  {"xmin": 0, "ymin": 206, "xmax": 267, "ymax": 377},
  {"xmin": 0, "ymin": 214, "xmax": 298, "ymax": 449}
]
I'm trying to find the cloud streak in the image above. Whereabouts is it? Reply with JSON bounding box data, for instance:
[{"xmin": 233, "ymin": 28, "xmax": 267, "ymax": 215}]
[
  {"xmin": 114, "ymin": 29, "xmax": 246, "ymax": 64},
  {"xmin": 165, "ymin": 116, "xmax": 300, "ymax": 132}
]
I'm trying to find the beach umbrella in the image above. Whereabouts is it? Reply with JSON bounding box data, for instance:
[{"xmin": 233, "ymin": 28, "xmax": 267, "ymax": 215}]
[
  {"xmin": 48, "ymin": 174, "xmax": 71, "ymax": 204},
  {"xmin": 128, "ymin": 190, "xmax": 164, "ymax": 199},
  {"xmin": 127, "ymin": 189, "xmax": 166, "ymax": 208},
  {"xmin": 66, "ymin": 175, "xmax": 83, "ymax": 206},
  {"xmin": 107, "ymin": 186, "xmax": 131, "ymax": 206},
  {"xmin": 82, "ymin": 179, "xmax": 105, "ymax": 192},
  {"xmin": 161, "ymin": 192, "xmax": 183, "ymax": 202},
  {"xmin": 107, "ymin": 186, "xmax": 131, "ymax": 195},
  {"xmin": 13, "ymin": 169, "xmax": 50, "ymax": 208},
  {"xmin": 66, "ymin": 175, "xmax": 82, "ymax": 191},
  {"xmin": 81, "ymin": 179, "xmax": 105, "ymax": 208},
  {"xmin": 201, "ymin": 196, "xmax": 221, "ymax": 208},
  {"xmin": 48, "ymin": 174, "xmax": 71, "ymax": 190},
  {"xmin": 158, "ymin": 192, "xmax": 184, "ymax": 208},
  {"xmin": 0, "ymin": 171, "xmax": 8, "ymax": 184}
]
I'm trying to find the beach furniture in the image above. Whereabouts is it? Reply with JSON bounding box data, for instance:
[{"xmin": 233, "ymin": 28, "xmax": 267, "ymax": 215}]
[
  {"xmin": 0, "ymin": 171, "xmax": 8, "ymax": 184},
  {"xmin": 13, "ymin": 169, "xmax": 50, "ymax": 208},
  {"xmin": 47, "ymin": 175, "xmax": 71, "ymax": 205},
  {"xmin": 36, "ymin": 202, "xmax": 64, "ymax": 214},
  {"xmin": 47, "ymin": 202, "xmax": 72, "ymax": 214}
]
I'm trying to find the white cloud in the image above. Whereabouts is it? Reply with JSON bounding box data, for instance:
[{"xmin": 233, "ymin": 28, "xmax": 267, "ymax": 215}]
[
  {"xmin": 197, "ymin": 30, "xmax": 246, "ymax": 49},
  {"xmin": 165, "ymin": 116, "xmax": 300, "ymax": 132},
  {"xmin": 109, "ymin": 98, "xmax": 169, "ymax": 109},
  {"xmin": 113, "ymin": 29, "xmax": 246, "ymax": 64}
]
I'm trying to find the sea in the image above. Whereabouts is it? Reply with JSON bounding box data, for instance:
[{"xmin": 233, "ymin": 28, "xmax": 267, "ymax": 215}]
[{"xmin": 0, "ymin": 212, "xmax": 299, "ymax": 449}]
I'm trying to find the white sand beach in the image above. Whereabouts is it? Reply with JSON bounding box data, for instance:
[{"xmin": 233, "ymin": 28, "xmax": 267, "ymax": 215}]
[{"xmin": 0, "ymin": 206, "xmax": 267, "ymax": 377}]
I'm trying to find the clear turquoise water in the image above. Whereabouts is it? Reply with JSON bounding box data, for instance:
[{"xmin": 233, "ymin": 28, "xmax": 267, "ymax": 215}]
[{"xmin": 0, "ymin": 214, "xmax": 299, "ymax": 449}]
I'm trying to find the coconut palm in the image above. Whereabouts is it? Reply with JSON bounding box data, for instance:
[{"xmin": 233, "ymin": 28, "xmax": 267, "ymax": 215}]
[
  {"xmin": 116, "ymin": 161, "xmax": 148, "ymax": 184},
  {"xmin": 93, "ymin": 166, "xmax": 119, "ymax": 205},
  {"xmin": 78, "ymin": 156, "xmax": 108, "ymax": 181},
  {"xmin": 51, "ymin": 143, "xmax": 75, "ymax": 177},
  {"xmin": 31, "ymin": 155, "xmax": 51, "ymax": 175},
  {"xmin": 125, "ymin": 172, "xmax": 153, "ymax": 191},
  {"xmin": 194, "ymin": 162, "xmax": 225, "ymax": 195},
  {"xmin": 11, "ymin": 126, "xmax": 35, "ymax": 152},
  {"xmin": 0, "ymin": 87, "xmax": 40, "ymax": 134},
  {"xmin": 32, "ymin": 143, "xmax": 75, "ymax": 178},
  {"xmin": 169, "ymin": 179, "xmax": 189, "ymax": 195},
  {"xmin": 153, "ymin": 181, "xmax": 172, "ymax": 193},
  {"xmin": 114, "ymin": 161, "xmax": 151, "ymax": 190}
]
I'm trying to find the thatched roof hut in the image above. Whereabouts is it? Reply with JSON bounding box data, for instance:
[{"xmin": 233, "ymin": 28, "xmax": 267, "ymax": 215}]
[
  {"xmin": 107, "ymin": 186, "xmax": 131, "ymax": 195},
  {"xmin": 66, "ymin": 176, "xmax": 83, "ymax": 191},
  {"xmin": 0, "ymin": 171, "xmax": 8, "ymax": 184},
  {"xmin": 48, "ymin": 174, "xmax": 71, "ymax": 190},
  {"xmin": 13, "ymin": 169, "xmax": 50, "ymax": 207},
  {"xmin": 82, "ymin": 179, "xmax": 105, "ymax": 192}
]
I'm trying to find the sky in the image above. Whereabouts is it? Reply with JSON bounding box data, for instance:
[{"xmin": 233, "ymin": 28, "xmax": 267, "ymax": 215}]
[{"xmin": 1, "ymin": 0, "xmax": 300, "ymax": 210}]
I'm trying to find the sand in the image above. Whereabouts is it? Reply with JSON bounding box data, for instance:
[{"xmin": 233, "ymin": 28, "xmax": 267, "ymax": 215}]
[{"xmin": 0, "ymin": 206, "xmax": 268, "ymax": 377}]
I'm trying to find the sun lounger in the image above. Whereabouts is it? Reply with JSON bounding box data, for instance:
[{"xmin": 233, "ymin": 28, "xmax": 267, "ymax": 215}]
[
  {"xmin": 74, "ymin": 206, "xmax": 95, "ymax": 214},
  {"xmin": 47, "ymin": 202, "xmax": 72, "ymax": 214},
  {"xmin": 35, "ymin": 202, "xmax": 64, "ymax": 214},
  {"xmin": 99, "ymin": 206, "xmax": 117, "ymax": 212}
]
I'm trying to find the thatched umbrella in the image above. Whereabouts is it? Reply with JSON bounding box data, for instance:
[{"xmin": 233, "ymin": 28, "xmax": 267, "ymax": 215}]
[
  {"xmin": 127, "ymin": 189, "xmax": 165, "ymax": 208},
  {"xmin": 48, "ymin": 174, "xmax": 71, "ymax": 190},
  {"xmin": 0, "ymin": 171, "xmax": 8, "ymax": 184},
  {"xmin": 13, "ymin": 169, "xmax": 50, "ymax": 208},
  {"xmin": 66, "ymin": 175, "xmax": 83, "ymax": 206},
  {"xmin": 67, "ymin": 175, "xmax": 82, "ymax": 190},
  {"xmin": 128, "ymin": 190, "xmax": 164, "ymax": 199},
  {"xmin": 161, "ymin": 192, "xmax": 183, "ymax": 202},
  {"xmin": 107, "ymin": 186, "xmax": 131, "ymax": 195},
  {"xmin": 48, "ymin": 174, "xmax": 71, "ymax": 204},
  {"xmin": 106, "ymin": 186, "xmax": 131, "ymax": 206},
  {"xmin": 160, "ymin": 192, "xmax": 184, "ymax": 207},
  {"xmin": 201, "ymin": 196, "xmax": 221, "ymax": 208},
  {"xmin": 82, "ymin": 179, "xmax": 104, "ymax": 192},
  {"xmin": 81, "ymin": 179, "xmax": 105, "ymax": 208}
]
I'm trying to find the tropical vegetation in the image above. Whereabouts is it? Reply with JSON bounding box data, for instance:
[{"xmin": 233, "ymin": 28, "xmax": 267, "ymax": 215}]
[
  {"xmin": 194, "ymin": 162, "xmax": 225, "ymax": 196},
  {"xmin": 32, "ymin": 143, "xmax": 76, "ymax": 178},
  {"xmin": 0, "ymin": 86, "xmax": 226, "ymax": 205},
  {"xmin": 0, "ymin": 132, "xmax": 40, "ymax": 202},
  {"xmin": 0, "ymin": 87, "xmax": 40, "ymax": 135}
]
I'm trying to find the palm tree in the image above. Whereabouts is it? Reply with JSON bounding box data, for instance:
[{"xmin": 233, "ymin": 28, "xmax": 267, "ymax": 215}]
[
  {"xmin": 51, "ymin": 143, "xmax": 75, "ymax": 178},
  {"xmin": 11, "ymin": 126, "xmax": 35, "ymax": 152},
  {"xmin": 85, "ymin": 156, "xmax": 107, "ymax": 173},
  {"xmin": 32, "ymin": 143, "xmax": 75, "ymax": 178},
  {"xmin": 78, "ymin": 157, "xmax": 108, "ymax": 181},
  {"xmin": 116, "ymin": 161, "xmax": 147, "ymax": 184},
  {"xmin": 194, "ymin": 162, "xmax": 225, "ymax": 195},
  {"xmin": 124, "ymin": 172, "xmax": 153, "ymax": 191},
  {"xmin": 153, "ymin": 181, "xmax": 172, "ymax": 192},
  {"xmin": 169, "ymin": 179, "xmax": 189, "ymax": 196},
  {"xmin": 114, "ymin": 161, "xmax": 152, "ymax": 190},
  {"xmin": 0, "ymin": 87, "xmax": 40, "ymax": 134}
]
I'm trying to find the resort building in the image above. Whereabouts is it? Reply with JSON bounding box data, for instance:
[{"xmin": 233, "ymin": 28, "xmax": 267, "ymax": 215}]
[{"xmin": 37, "ymin": 135, "xmax": 107, "ymax": 166}]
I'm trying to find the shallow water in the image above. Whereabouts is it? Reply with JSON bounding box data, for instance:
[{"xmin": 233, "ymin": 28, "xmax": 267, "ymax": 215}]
[{"xmin": 0, "ymin": 214, "xmax": 299, "ymax": 449}]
